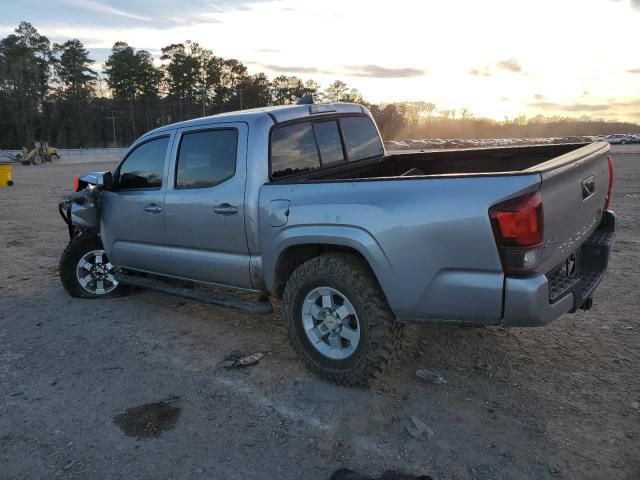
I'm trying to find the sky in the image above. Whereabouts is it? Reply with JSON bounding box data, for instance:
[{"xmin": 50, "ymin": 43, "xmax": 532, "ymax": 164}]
[{"xmin": 2, "ymin": 0, "xmax": 640, "ymax": 122}]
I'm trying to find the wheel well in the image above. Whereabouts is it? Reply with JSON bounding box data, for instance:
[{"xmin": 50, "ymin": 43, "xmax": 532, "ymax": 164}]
[{"xmin": 272, "ymin": 244, "xmax": 373, "ymax": 299}]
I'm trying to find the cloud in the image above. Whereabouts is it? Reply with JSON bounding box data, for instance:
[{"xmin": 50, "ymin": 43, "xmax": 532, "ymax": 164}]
[
  {"xmin": 259, "ymin": 63, "xmax": 427, "ymax": 78},
  {"xmin": 254, "ymin": 48, "xmax": 282, "ymax": 53},
  {"xmin": 529, "ymin": 98, "xmax": 640, "ymax": 116},
  {"xmin": 61, "ymin": 0, "xmax": 150, "ymax": 21},
  {"xmin": 164, "ymin": 14, "xmax": 222, "ymax": 26},
  {"xmin": 534, "ymin": 93, "xmax": 545, "ymax": 100},
  {"xmin": 496, "ymin": 58, "xmax": 522, "ymax": 72},
  {"xmin": 614, "ymin": 98, "xmax": 640, "ymax": 107},
  {"xmin": 261, "ymin": 64, "xmax": 326, "ymax": 74},
  {"xmin": 470, "ymin": 59, "xmax": 525, "ymax": 76},
  {"xmin": 469, "ymin": 68, "xmax": 491, "ymax": 77},
  {"xmin": 529, "ymin": 101, "xmax": 610, "ymax": 112},
  {"xmin": 344, "ymin": 65, "xmax": 426, "ymax": 78},
  {"xmin": 628, "ymin": 68, "xmax": 640, "ymax": 73}
]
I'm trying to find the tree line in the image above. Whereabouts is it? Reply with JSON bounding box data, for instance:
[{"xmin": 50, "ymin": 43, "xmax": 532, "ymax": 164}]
[{"xmin": 0, "ymin": 21, "xmax": 637, "ymax": 149}]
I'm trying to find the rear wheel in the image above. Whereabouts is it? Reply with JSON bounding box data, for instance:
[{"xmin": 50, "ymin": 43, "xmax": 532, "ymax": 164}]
[
  {"xmin": 283, "ymin": 253, "xmax": 403, "ymax": 386},
  {"xmin": 32, "ymin": 154, "xmax": 42, "ymax": 165},
  {"xmin": 621, "ymin": 140, "xmax": 627, "ymax": 145},
  {"xmin": 59, "ymin": 234, "xmax": 121, "ymax": 298}
]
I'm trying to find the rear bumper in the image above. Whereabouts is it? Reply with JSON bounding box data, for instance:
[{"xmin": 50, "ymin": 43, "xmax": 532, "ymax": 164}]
[{"xmin": 502, "ymin": 210, "xmax": 616, "ymax": 327}]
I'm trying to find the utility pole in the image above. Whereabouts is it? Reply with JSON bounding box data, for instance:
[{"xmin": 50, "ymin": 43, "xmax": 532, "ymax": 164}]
[
  {"xmin": 201, "ymin": 87, "xmax": 206, "ymax": 117},
  {"xmin": 237, "ymin": 87, "xmax": 244, "ymax": 110},
  {"xmin": 201, "ymin": 61, "xmax": 207, "ymax": 118},
  {"xmin": 129, "ymin": 98, "xmax": 136, "ymax": 140},
  {"xmin": 107, "ymin": 112, "xmax": 117, "ymax": 147}
]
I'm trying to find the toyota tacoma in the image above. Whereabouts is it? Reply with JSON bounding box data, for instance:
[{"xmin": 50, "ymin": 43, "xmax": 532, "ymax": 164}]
[{"xmin": 58, "ymin": 102, "xmax": 616, "ymax": 386}]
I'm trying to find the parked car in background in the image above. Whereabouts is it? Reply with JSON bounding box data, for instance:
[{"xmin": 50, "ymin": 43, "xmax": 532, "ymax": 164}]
[{"xmin": 604, "ymin": 134, "xmax": 636, "ymax": 144}]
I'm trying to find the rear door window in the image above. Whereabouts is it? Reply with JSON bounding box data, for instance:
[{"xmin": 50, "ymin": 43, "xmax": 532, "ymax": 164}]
[
  {"xmin": 176, "ymin": 129, "xmax": 238, "ymax": 188},
  {"xmin": 271, "ymin": 122, "xmax": 320, "ymax": 178},
  {"xmin": 313, "ymin": 121, "xmax": 344, "ymax": 166},
  {"xmin": 118, "ymin": 136, "xmax": 169, "ymax": 190},
  {"xmin": 340, "ymin": 116, "xmax": 384, "ymax": 161}
]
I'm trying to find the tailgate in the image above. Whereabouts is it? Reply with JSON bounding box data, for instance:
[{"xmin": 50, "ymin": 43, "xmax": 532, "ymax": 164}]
[{"xmin": 529, "ymin": 142, "xmax": 610, "ymax": 273}]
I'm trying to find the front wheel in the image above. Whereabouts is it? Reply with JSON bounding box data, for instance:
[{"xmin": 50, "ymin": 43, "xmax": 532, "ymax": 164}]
[
  {"xmin": 621, "ymin": 140, "xmax": 627, "ymax": 145},
  {"xmin": 282, "ymin": 253, "xmax": 404, "ymax": 387},
  {"xmin": 59, "ymin": 234, "xmax": 121, "ymax": 298}
]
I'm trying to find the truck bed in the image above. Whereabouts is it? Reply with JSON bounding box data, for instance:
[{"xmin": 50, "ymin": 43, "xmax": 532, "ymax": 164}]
[
  {"xmin": 302, "ymin": 143, "xmax": 590, "ymax": 180},
  {"xmin": 261, "ymin": 140, "xmax": 611, "ymax": 323}
]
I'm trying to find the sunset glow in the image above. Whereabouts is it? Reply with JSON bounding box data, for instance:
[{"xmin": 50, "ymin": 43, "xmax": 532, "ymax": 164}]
[{"xmin": 3, "ymin": 0, "xmax": 640, "ymax": 120}]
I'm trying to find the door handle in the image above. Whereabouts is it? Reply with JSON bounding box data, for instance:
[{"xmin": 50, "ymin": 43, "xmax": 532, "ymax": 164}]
[
  {"xmin": 213, "ymin": 203, "xmax": 239, "ymax": 215},
  {"xmin": 144, "ymin": 204, "xmax": 163, "ymax": 214}
]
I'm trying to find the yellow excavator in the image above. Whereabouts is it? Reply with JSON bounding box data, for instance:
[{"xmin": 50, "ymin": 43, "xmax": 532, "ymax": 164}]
[{"xmin": 18, "ymin": 141, "xmax": 61, "ymax": 165}]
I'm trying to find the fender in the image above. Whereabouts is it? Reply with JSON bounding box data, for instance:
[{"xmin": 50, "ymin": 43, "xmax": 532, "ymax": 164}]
[{"xmin": 263, "ymin": 224, "xmax": 395, "ymax": 300}]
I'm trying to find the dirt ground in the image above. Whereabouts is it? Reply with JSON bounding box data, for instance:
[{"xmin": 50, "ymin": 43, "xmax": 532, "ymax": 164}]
[{"xmin": 1, "ymin": 145, "xmax": 638, "ymax": 480}]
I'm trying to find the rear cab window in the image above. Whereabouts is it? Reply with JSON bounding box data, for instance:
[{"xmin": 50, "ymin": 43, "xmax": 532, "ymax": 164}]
[
  {"xmin": 271, "ymin": 122, "xmax": 320, "ymax": 179},
  {"xmin": 313, "ymin": 121, "xmax": 344, "ymax": 165},
  {"xmin": 270, "ymin": 114, "xmax": 383, "ymax": 180},
  {"xmin": 340, "ymin": 116, "xmax": 384, "ymax": 161},
  {"xmin": 175, "ymin": 129, "xmax": 238, "ymax": 188}
]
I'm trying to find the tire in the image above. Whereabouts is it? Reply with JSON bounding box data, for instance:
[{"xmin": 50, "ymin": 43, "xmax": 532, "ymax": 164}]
[
  {"xmin": 51, "ymin": 153, "xmax": 60, "ymax": 161},
  {"xmin": 32, "ymin": 155, "xmax": 42, "ymax": 165},
  {"xmin": 283, "ymin": 253, "xmax": 404, "ymax": 387},
  {"xmin": 621, "ymin": 140, "xmax": 627, "ymax": 145},
  {"xmin": 59, "ymin": 234, "xmax": 121, "ymax": 298}
]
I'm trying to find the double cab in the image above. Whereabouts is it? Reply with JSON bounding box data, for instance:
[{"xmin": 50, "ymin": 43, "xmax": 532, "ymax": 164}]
[{"xmin": 59, "ymin": 102, "xmax": 616, "ymax": 385}]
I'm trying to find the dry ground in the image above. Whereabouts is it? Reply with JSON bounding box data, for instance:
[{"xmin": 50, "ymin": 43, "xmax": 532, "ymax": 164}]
[{"xmin": 0, "ymin": 145, "xmax": 638, "ymax": 480}]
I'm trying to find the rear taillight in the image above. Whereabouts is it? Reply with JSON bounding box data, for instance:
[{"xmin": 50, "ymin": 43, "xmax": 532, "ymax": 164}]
[
  {"xmin": 489, "ymin": 192, "xmax": 544, "ymax": 275},
  {"xmin": 73, "ymin": 175, "xmax": 79, "ymax": 192},
  {"xmin": 604, "ymin": 155, "xmax": 614, "ymax": 209}
]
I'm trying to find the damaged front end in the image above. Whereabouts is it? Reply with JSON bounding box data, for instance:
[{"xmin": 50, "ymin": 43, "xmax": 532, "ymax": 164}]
[{"xmin": 58, "ymin": 171, "xmax": 112, "ymax": 239}]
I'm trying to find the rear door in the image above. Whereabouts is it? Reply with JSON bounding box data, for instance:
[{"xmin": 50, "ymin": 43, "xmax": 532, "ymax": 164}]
[
  {"xmin": 100, "ymin": 134, "xmax": 173, "ymax": 272},
  {"xmin": 162, "ymin": 122, "xmax": 251, "ymax": 288},
  {"xmin": 532, "ymin": 142, "xmax": 610, "ymax": 273}
]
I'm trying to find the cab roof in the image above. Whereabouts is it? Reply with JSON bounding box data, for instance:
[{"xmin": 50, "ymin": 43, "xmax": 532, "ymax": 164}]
[{"xmin": 139, "ymin": 102, "xmax": 366, "ymax": 140}]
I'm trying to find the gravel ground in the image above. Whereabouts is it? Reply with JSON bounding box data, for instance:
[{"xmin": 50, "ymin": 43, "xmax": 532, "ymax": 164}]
[{"xmin": 1, "ymin": 145, "xmax": 638, "ymax": 480}]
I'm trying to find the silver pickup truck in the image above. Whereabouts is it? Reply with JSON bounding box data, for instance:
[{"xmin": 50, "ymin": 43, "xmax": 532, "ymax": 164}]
[{"xmin": 58, "ymin": 102, "xmax": 616, "ymax": 386}]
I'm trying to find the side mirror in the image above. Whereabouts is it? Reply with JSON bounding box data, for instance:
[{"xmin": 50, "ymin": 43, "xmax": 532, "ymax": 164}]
[{"xmin": 96, "ymin": 171, "xmax": 113, "ymax": 191}]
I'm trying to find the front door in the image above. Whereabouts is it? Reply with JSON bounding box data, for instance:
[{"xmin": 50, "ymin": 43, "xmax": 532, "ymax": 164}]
[
  {"xmin": 162, "ymin": 122, "xmax": 251, "ymax": 289},
  {"xmin": 100, "ymin": 134, "xmax": 173, "ymax": 273}
]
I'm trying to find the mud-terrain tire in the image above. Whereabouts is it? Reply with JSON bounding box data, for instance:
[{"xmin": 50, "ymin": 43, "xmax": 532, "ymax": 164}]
[
  {"xmin": 283, "ymin": 253, "xmax": 404, "ymax": 387},
  {"xmin": 59, "ymin": 234, "xmax": 121, "ymax": 298}
]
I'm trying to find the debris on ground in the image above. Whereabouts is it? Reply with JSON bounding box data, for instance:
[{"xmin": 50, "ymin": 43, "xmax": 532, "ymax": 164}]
[
  {"xmin": 221, "ymin": 351, "xmax": 264, "ymax": 369},
  {"xmin": 329, "ymin": 468, "xmax": 433, "ymax": 480},
  {"xmin": 474, "ymin": 360, "xmax": 492, "ymax": 371},
  {"xmin": 415, "ymin": 369, "xmax": 446, "ymax": 384},
  {"xmin": 62, "ymin": 460, "xmax": 77, "ymax": 471},
  {"xmin": 405, "ymin": 416, "xmax": 434, "ymax": 441}
]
